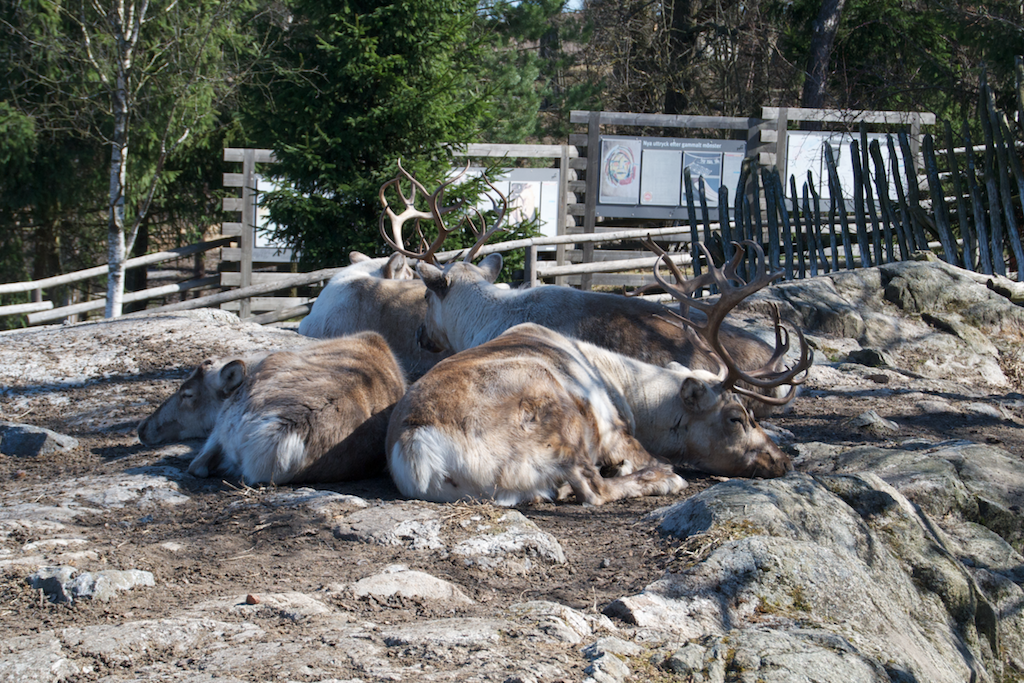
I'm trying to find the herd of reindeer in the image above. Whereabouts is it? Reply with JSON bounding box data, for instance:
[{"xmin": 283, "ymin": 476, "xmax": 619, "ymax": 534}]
[{"xmin": 137, "ymin": 164, "xmax": 814, "ymax": 506}]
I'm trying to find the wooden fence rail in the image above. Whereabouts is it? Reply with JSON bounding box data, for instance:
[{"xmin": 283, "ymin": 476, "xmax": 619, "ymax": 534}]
[
  {"xmin": 5, "ymin": 81, "xmax": 1023, "ymax": 329},
  {"xmin": 0, "ymin": 236, "xmax": 236, "ymax": 323},
  {"xmin": 713, "ymin": 90, "xmax": 1024, "ymax": 286}
]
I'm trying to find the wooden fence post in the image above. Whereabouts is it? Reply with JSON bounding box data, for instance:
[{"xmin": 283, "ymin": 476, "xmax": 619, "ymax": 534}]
[
  {"xmin": 774, "ymin": 108, "xmax": 790, "ymax": 186},
  {"xmin": 824, "ymin": 144, "xmax": 855, "ymax": 269},
  {"xmin": 922, "ymin": 134, "xmax": 960, "ymax": 267},
  {"xmin": 556, "ymin": 145, "xmax": 571, "ymax": 287},
  {"xmin": 580, "ymin": 112, "xmax": 601, "ymax": 291},
  {"xmin": 238, "ymin": 148, "xmax": 256, "ymax": 318}
]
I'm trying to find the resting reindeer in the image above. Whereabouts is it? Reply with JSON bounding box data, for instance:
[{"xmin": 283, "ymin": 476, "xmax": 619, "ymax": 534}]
[
  {"xmin": 380, "ymin": 167, "xmax": 789, "ymax": 416},
  {"xmin": 298, "ymin": 251, "xmax": 447, "ymax": 379},
  {"xmin": 297, "ymin": 163, "xmax": 507, "ymax": 379},
  {"xmin": 386, "ymin": 245, "xmax": 811, "ymax": 506},
  {"xmin": 138, "ymin": 333, "xmax": 406, "ymax": 485}
]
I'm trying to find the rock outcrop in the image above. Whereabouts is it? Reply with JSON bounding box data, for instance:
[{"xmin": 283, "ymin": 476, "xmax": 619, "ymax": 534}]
[{"xmin": 0, "ymin": 261, "xmax": 1021, "ymax": 682}]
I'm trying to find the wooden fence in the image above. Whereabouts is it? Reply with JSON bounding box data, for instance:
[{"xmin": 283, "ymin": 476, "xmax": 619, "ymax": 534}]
[
  {"xmin": 0, "ymin": 237, "xmax": 234, "ymax": 326},
  {"xmin": 706, "ymin": 87, "xmax": 1024, "ymax": 284},
  {"xmin": 4, "ymin": 88, "xmax": 1024, "ymax": 329}
]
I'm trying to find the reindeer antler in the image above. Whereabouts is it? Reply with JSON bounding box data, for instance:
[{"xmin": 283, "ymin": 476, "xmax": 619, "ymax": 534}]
[
  {"xmin": 378, "ymin": 160, "xmax": 468, "ymax": 265},
  {"xmin": 377, "ymin": 160, "xmax": 508, "ymax": 265},
  {"xmin": 641, "ymin": 237, "xmax": 813, "ymax": 405},
  {"xmin": 459, "ymin": 174, "xmax": 508, "ymax": 263}
]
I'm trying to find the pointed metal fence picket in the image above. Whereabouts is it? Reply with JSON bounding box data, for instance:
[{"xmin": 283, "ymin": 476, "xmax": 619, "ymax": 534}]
[{"xmin": 688, "ymin": 89, "xmax": 1024, "ymax": 287}]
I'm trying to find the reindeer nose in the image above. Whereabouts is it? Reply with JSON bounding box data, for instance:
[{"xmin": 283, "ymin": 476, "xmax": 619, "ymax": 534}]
[
  {"xmin": 138, "ymin": 418, "xmax": 155, "ymax": 445},
  {"xmin": 747, "ymin": 447, "xmax": 792, "ymax": 478}
]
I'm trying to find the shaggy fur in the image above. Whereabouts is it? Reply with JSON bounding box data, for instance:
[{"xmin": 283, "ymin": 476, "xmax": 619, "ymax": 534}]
[
  {"xmin": 299, "ymin": 251, "xmax": 449, "ymax": 379},
  {"xmin": 387, "ymin": 323, "xmax": 790, "ymax": 507},
  {"xmin": 139, "ymin": 333, "xmax": 406, "ymax": 484}
]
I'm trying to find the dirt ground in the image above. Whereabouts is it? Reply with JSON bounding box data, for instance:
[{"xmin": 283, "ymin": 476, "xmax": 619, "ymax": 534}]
[{"xmin": 1, "ymin": 312, "xmax": 1023, "ymax": 681}]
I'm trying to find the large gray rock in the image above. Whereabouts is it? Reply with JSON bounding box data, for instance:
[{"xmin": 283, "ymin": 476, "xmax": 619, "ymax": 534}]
[
  {"xmin": 0, "ymin": 632, "xmax": 80, "ymax": 683},
  {"xmin": 61, "ymin": 617, "xmax": 266, "ymax": 666},
  {"xmin": 758, "ymin": 258, "xmax": 1024, "ymax": 388},
  {"xmin": 816, "ymin": 441, "xmax": 1024, "ymax": 553},
  {"xmin": 333, "ymin": 504, "xmax": 566, "ymax": 571},
  {"xmin": 348, "ymin": 564, "xmax": 474, "ymax": 604},
  {"xmin": 608, "ymin": 472, "xmax": 1010, "ymax": 683}
]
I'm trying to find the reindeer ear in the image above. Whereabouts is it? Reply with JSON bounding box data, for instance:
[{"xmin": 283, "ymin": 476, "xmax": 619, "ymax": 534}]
[
  {"xmin": 383, "ymin": 252, "xmax": 410, "ymax": 279},
  {"xmin": 418, "ymin": 262, "xmax": 450, "ymax": 298},
  {"xmin": 680, "ymin": 377, "xmax": 712, "ymax": 412},
  {"xmin": 349, "ymin": 251, "xmax": 371, "ymax": 264},
  {"xmin": 219, "ymin": 360, "xmax": 247, "ymax": 396},
  {"xmin": 477, "ymin": 253, "xmax": 503, "ymax": 283}
]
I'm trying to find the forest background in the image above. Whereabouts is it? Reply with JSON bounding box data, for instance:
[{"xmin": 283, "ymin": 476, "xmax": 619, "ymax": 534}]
[{"xmin": 1, "ymin": 0, "xmax": 1022, "ymax": 323}]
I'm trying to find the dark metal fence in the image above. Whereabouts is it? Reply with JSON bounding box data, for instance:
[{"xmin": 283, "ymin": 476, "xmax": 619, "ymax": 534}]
[{"xmin": 704, "ymin": 81, "xmax": 1024, "ymax": 285}]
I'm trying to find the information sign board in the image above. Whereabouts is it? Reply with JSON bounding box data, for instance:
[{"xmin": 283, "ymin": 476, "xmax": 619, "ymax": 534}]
[
  {"xmin": 596, "ymin": 136, "xmax": 747, "ymax": 220},
  {"xmin": 462, "ymin": 167, "xmax": 561, "ymax": 251},
  {"xmin": 784, "ymin": 131, "xmax": 906, "ymax": 202}
]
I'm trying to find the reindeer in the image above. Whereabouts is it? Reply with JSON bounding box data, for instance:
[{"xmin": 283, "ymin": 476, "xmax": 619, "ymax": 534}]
[
  {"xmin": 297, "ymin": 163, "xmax": 502, "ymax": 379},
  {"xmin": 298, "ymin": 251, "xmax": 446, "ymax": 379},
  {"xmin": 380, "ymin": 167, "xmax": 790, "ymax": 416},
  {"xmin": 138, "ymin": 333, "xmax": 406, "ymax": 485},
  {"xmin": 386, "ymin": 244, "xmax": 812, "ymax": 506}
]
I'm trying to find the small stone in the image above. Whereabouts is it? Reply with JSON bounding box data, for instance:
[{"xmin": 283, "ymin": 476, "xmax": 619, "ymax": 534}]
[
  {"xmin": 844, "ymin": 409, "xmax": 899, "ymax": 435},
  {"xmin": 1, "ymin": 422, "xmax": 79, "ymax": 457},
  {"xmin": 246, "ymin": 594, "xmax": 260, "ymax": 604},
  {"xmin": 664, "ymin": 643, "xmax": 706, "ymax": 674},
  {"xmin": 600, "ymin": 558, "xmax": 611, "ymax": 569},
  {"xmin": 846, "ymin": 348, "xmax": 892, "ymax": 368},
  {"xmin": 26, "ymin": 566, "xmax": 77, "ymax": 604},
  {"xmin": 67, "ymin": 569, "xmax": 155, "ymax": 602}
]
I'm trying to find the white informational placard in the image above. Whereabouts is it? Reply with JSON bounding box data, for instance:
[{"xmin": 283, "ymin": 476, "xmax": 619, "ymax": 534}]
[
  {"xmin": 785, "ymin": 131, "xmax": 906, "ymax": 202},
  {"xmin": 460, "ymin": 167, "xmax": 562, "ymax": 251},
  {"xmin": 640, "ymin": 148, "xmax": 683, "ymax": 205},
  {"xmin": 683, "ymin": 151, "xmax": 724, "ymax": 205},
  {"xmin": 596, "ymin": 136, "xmax": 747, "ymax": 219},
  {"xmin": 253, "ymin": 174, "xmax": 294, "ymax": 252},
  {"xmin": 599, "ymin": 138, "xmax": 642, "ymax": 205}
]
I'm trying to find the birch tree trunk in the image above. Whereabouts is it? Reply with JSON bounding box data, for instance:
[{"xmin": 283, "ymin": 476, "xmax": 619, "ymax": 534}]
[
  {"xmin": 99, "ymin": 1, "xmax": 147, "ymax": 318},
  {"xmin": 105, "ymin": 65, "xmax": 130, "ymax": 318}
]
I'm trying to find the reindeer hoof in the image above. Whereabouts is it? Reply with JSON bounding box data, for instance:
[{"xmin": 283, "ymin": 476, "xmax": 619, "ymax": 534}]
[
  {"xmin": 188, "ymin": 463, "xmax": 209, "ymax": 478},
  {"xmin": 666, "ymin": 474, "xmax": 688, "ymax": 494}
]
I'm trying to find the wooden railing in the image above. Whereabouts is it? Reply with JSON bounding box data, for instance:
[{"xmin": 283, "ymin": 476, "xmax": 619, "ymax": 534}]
[
  {"xmin": 0, "ymin": 236, "xmax": 235, "ymax": 326},
  {"xmin": 7, "ymin": 92, "xmax": 1021, "ymax": 329}
]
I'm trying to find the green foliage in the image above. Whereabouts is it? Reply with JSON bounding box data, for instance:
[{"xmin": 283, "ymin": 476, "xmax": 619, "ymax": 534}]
[
  {"xmin": 775, "ymin": 0, "xmax": 1024, "ymax": 121},
  {"xmin": 243, "ymin": 0, "xmax": 543, "ymax": 269},
  {"xmin": 480, "ymin": 0, "xmax": 601, "ymax": 140},
  {"xmin": 0, "ymin": 0, "xmax": 270, "ymax": 303}
]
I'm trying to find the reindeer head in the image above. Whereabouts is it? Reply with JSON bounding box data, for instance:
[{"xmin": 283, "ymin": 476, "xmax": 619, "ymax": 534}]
[
  {"xmin": 347, "ymin": 251, "xmax": 416, "ymax": 280},
  {"xmin": 378, "ymin": 159, "xmax": 508, "ymax": 267},
  {"xmin": 663, "ymin": 367, "xmax": 792, "ymax": 478},
  {"xmin": 640, "ymin": 239, "xmax": 812, "ymax": 477},
  {"xmin": 416, "ymin": 254, "xmax": 504, "ymax": 354},
  {"xmin": 137, "ymin": 357, "xmax": 248, "ymax": 446},
  {"xmin": 643, "ymin": 238, "xmax": 813, "ymax": 408},
  {"xmin": 377, "ymin": 160, "xmax": 509, "ymax": 354}
]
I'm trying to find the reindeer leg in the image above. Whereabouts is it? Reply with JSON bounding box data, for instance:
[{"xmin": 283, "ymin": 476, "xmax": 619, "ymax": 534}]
[
  {"xmin": 188, "ymin": 438, "xmax": 222, "ymax": 479},
  {"xmin": 568, "ymin": 461, "xmax": 687, "ymax": 506},
  {"xmin": 569, "ymin": 438, "xmax": 687, "ymax": 505}
]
